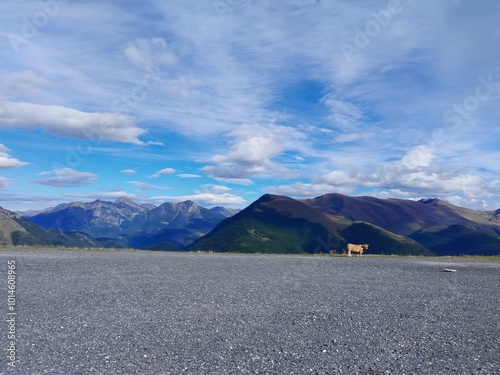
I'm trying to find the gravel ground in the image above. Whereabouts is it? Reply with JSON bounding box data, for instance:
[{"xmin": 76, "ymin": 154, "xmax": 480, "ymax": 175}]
[{"xmin": 0, "ymin": 250, "xmax": 499, "ymax": 375}]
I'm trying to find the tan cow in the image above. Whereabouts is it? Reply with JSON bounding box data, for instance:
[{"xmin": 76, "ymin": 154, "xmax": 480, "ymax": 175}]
[{"xmin": 346, "ymin": 243, "xmax": 369, "ymax": 257}]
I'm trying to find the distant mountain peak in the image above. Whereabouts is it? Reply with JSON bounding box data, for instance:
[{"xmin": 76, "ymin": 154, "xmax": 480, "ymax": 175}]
[
  {"xmin": 258, "ymin": 193, "xmax": 274, "ymax": 201},
  {"xmin": 177, "ymin": 199, "xmax": 196, "ymax": 206},
  {"xmin": 255, "ymin": 193, "xmax": 291, "ymax": 204},
  {"xmin": 115, "ymin": 196, "xmax": 136, "ymax": 205},
  {"xmin": 67, "ymin": 202, "xmax": 85, "ymax": 208},
  {"xmin": 178, "ymin": 200, "xmax": 203, "ymax": 209}
]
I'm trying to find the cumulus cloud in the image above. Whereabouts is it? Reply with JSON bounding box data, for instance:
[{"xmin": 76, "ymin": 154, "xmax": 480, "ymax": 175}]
[
  {"xmin": 150, "ymin": 167, "xmax": 176, "ymax": 178},
  {"xmin": 121, "ymin": 169, "xmax": 137, "ymax": 174},
  {"xmin": 0, "ymin": 102, "xmax": 147, "ymax": 145},
  {"xmin": 0, "ymin": 144, "xmax": 29, "ymax": 169},
  {"xmin": 203, "ymin": 124, "xmax": 306, "ymax": 184},
  {"xmin": 328, "ymin": 145, "xmax": 486, "ymax": 198},
  {"xmin": 270, "ymin": 144, "xmax": 492, "ymax": 201},
  {"xmin": 399, "ymin": 145, "xmax": 434, "ymax": 169},
  {"xmin": 34, "ymin": 168, "xmax": 97, "ymax": 187}
]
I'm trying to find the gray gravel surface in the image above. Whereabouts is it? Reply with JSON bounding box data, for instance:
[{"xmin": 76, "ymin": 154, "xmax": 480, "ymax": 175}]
[{"xmin": 0, "ymin": 250, "xmax": 499, "ymax": 375}]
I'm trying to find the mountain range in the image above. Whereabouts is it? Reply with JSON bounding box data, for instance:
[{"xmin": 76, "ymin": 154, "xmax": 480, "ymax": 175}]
[
  {"xmin": 2, "ymin": 193, "xmax": 499, "ymax": 255},
  {"xmin": 189, "ymin": 193, "xmax": 500, "ymax": 256},
  {"xmin": 26, "ymin": 197, "xmax": 237, "ymax": 250}
]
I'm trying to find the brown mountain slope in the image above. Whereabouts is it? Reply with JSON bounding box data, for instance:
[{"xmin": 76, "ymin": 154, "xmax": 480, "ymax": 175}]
[
  {"xmin": 301, "ymin": 194, "xmax": 500, "ymax": 255},
  {"xmin": 301, "ymin": 194, "xmax": 490, "ymax": 236}
]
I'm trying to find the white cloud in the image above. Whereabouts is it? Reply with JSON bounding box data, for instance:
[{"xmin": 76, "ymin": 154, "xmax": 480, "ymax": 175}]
[
  {"xmin": 121, "ymin": 169, "xmax": 137, "ymax": 174},
  {"xmin": 0, "ymin": 144, "xmax": 30, "ymax": 169},
  {"xmin": 127, "ymin": 181, "xmax": 169, "ymax": 191},
  {"xmin": 197, "ymin": 184, "xmax": 232, "ymax": 194},
  {"xmin": 151, "ymin": 192, "xmax": 247, "ymax": 207},
  {"xmin": 271, "ymin": 143, "xmax": 494, "ymax": 202},
  {"xmin": 34, "ymin": 168, "xmax": 97, "ymax": 187},
  {"xmin": 333, "ymin": 132, "xmax": 374, "ymax": 143},
  {"xmin": 201, "ymin": 168, "xmax": 254, "ymax": 185},
  {"xmin": 1, "ymin": 70, "xmax": 54, "ymax": 98},
  {"xmin": 124, "ymin": 37, "xmax": 177, "ymax": 70},
  {"xmin": 203, "ymin": 124, "xmax": 306, "ymax": 184},
  {"xmin": 0, "ymin": 102, "xmax": 148, "ymax": 145},
  {"xmin": 149, "ymin": 184, "xmax": 246, "ymax": 207},
  {"xmin": 177, "ymin": 173, "xmax": 202, "ymax": 178},
  {"xmin": 322, "ymin": 94, "xmax": 364, "ymax": 129},
  {"xmin": 399, "ymin": 145, "xmax": 434, "ymax": 170},
  {"xmin": 445, "ymin": 196, "xmax": 490, "ymax": 211},
  {"xmin": 321, "ymin": 170, "xmax": 363, "ymax": 186},
  {"xmin": 0, "ymin": 176, "xmax": 13, "ymax": 190},
  {"xmin": 150, "ymin": 167, "xmax": 176, "ymax": 178}
]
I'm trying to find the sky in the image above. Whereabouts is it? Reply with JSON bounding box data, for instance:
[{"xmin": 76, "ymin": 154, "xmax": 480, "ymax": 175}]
[{"xmin": 1, "ymin": 0, "xmax": 500, "ymax": 212}]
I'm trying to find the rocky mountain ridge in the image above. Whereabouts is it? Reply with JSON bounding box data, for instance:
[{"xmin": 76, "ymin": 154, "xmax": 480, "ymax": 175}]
[{"xmin": 27, "ymin": 197, "xmax": 239, "ymax": 250}]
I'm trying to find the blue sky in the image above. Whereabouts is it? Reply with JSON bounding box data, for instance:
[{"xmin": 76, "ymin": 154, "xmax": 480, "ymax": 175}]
[{"xmin": 1, "ymin": 0, "xmax": 500, "ymax": 211}]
